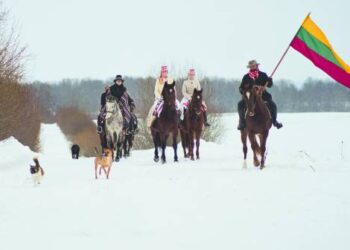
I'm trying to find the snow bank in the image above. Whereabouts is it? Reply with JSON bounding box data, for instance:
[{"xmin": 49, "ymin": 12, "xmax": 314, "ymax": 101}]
[{"xmin": 0, "ymin": 113, "xmax": 349, "ymax": 250}]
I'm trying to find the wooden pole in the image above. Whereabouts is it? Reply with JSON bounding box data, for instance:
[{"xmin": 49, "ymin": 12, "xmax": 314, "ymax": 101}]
[{"xmin": 267, "ymin": 12, "xmax": 312, "ymax": 80}]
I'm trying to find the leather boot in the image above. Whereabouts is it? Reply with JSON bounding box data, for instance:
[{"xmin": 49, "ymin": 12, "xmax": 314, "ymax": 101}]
[
  {"xmin": 203, "ymin": 111, "xmax": 210, "ymax": 127},
  {"xmin": 267, "ymin": 100, "xmax": 283, "ymax": 129}
]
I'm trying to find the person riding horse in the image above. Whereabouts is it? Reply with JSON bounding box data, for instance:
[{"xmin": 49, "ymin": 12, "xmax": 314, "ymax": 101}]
[
  {"xmin": 109, "ymin": 75, "xmax": 136, "ymax": 132},
  {"xmin": 180, "ymin": 69, "xmax": 210, "ymax": 127},
  {"xmin": 147, "ymin": 65, "xmax": 181, "ymax": 127},
  {"xmin": 97, "ymin": 75, "xmax": 136, "ymax": 147},
  {"xmin": 237, "ymin": 60, "xmax": 283, "ymax": 130}
]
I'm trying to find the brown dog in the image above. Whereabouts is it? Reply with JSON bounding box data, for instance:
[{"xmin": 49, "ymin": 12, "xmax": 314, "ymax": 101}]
[{"xmin": 94, "ymin": 148, "xmax": 113, "ymax": 179}]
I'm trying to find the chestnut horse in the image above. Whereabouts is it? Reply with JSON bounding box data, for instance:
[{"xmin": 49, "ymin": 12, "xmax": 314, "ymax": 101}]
[
  {"xmin": 151, "ymin": 82, "xmax": 179, "ymax": 163},
  {"xmin": 180, "ymin": 88, "xmax": 204, "ymax": 160},
  {"xmin": 241, "ymin": 86, "xmax": 272, "ymax": 169}
]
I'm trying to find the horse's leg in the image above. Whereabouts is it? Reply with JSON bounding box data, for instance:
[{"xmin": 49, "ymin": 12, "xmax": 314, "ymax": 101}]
[
  {"xmin": 173, "ymin": 130, "xmax": 178, "ymax": 162},
  {"xmin": 115, "ymin": 132, "xmax": 122, "ymax": 162},
  {"xmin": 129, "ymin": 135, "xmax": 134, "ymax": 156},
  {"xmin": 248, "ymin": 132, "xmax": 260, "ymax": 167},
  {"xmin": 241, "ymin": 129, "xmax": 248, "ymax": 160},
  {"xmin": 116, "ymin": 138, "xmax": 121, "ymax": 162},
  {"xmin": 127, "ymin": 135, "xmax": 132, "ymax": 157},
  {"xmin": 195, "ymin": 130, "xmax": 201, "ymax": 159},
  {"xmin": 259, "ymin": 132, "xmax": 268, "ymax": 169},
  {"xmin": 152, "ymin": 132, "xmax": 160, "ymax": 162},
  {"xmin": 123, "ymin": 135, "xmax": 127, "ymax": 157},
  {"xmin": 180, "ymin": 130, "xmax": 187, "ymax": 158},
  {"xmin": 161, "ymin": 134, "xmax": 168, "ymax": 164},
  {"xmin": 189, "ymin": 130, "xmax": 195, "ymax": 161}
]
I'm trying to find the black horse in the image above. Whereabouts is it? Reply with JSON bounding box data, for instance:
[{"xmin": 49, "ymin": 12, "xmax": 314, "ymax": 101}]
[{"xmin": 151, "ymin": 82, "xmax": 179, "ymax": 164}]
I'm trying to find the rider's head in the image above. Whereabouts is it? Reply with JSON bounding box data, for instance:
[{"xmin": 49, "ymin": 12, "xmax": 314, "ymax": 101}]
[
  {"xmin": 247, "ymin": 60, "xmax": 260, "ymax": 71},
  {"xmin": 114, "ymin": 75, "xmax": 124, "ymax": 86},
  {"xmin": 188, "ymin": 68, "xmax": 196, "ymax": 80},
  {"xmin": 160, "ymin": 65, "xmax": 168, "ymax": 79}
]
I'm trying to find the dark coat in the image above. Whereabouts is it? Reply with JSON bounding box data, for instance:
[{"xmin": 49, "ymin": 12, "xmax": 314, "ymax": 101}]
[
  {"xmin": 109, "ymin": 84, "xmax": 135, "ymax": 112},
  {"xmin": 239, "ymin": 71, "xmax": 273, "ymax": 100},
  {"xmin": 100, "ymin": 92, "xmax": 108, "ymax": 107}
]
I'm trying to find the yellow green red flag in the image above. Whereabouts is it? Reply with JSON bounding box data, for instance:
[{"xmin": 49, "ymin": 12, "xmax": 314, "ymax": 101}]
[{"xmin": 290, "ymin": 15, "xmax": 350, "ymax": 88}]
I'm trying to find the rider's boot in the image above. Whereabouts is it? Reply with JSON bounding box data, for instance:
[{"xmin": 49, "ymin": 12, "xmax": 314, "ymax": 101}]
[
  {"xmin": 203, "ymin": 111, "xmax": 210, "ymax": 127},
  {"xmin": 268, "ymin": 100, "xmax": 283, "ymax": 129}
]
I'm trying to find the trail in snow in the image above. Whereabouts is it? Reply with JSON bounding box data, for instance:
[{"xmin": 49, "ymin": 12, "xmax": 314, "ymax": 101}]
[{"xmin": 0, "ymin": 113, "xmax": 349, "ymax": 250}]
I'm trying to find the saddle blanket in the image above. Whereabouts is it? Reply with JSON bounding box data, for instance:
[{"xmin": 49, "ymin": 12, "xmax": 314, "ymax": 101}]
[{"xmin": 153, "ymin": 100, "xmax": 181, "ymax": 117}]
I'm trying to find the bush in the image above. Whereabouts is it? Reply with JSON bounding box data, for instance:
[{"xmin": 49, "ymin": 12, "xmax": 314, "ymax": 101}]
[
  {"xmin": 56, "ymin": 107, "xmax": 100, "ymax": 157},
  {"xmin": 0, "ymin": 82, "xmax": 41, "ymax": 151}
]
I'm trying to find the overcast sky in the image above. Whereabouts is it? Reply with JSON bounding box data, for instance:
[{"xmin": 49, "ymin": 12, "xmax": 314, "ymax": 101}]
[{"xmin": 4, "ymin": 0, "xmax": 350, "ymax": 84}]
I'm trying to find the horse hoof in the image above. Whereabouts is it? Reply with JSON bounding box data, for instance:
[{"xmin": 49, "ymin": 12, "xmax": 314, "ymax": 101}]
[
  {"xmin": 161, "ymin": 158, "xmax": 166, "ymax": 164},
  {"xmin": 154, "ymin": 157, "xmax": 159, "ymax": 162},
  {"xmin": 190, "ymin": 157, "xmax": 195, "ymax": 161},
  {"xmin": 174, "ymin": 158, "xmax": 178, "ymax": 162},
  {"xmin": 254, "ymin": 160, "xmax": 260, "ymax": 167},
  {"xmin": 196, "ymin": 156, "xmax": 200, "ymax": 160},
  {"xmin": 260, "ymin": 164, "xmax": 265, "ymax": 170}
]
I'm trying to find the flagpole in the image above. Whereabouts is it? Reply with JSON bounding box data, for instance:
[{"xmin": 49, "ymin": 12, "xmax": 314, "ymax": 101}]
[{"xmin": 268, "ymin": 12, "xmax": 311, "ymax": 79}]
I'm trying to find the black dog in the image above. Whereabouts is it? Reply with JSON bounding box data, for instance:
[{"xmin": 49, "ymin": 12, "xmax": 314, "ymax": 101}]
[{"xmin": 71, "ymin": 144, "xmax": 80, "ymax": 159}]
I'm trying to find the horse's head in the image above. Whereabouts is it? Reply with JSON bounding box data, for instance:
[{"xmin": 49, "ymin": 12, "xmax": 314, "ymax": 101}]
[
  {"xmin": 191, "ymin": 88, "xmax": 203, "ymax": 114},
  {"xmin": 105, "ymin": 95, "xmax": 118, "ymax": 118},
  {"xmin": 162, "ymin": 82, "xmax": 176, "ymax": 108},
  {"xmin": 243, "ymin": 85, "xmax": 264, "ymax": 117}
]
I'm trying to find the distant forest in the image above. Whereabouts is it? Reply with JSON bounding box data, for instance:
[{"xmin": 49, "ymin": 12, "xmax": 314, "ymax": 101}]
[{"xmin": 31, "ymin": 77, "xmax": 350, "ymax": 120}]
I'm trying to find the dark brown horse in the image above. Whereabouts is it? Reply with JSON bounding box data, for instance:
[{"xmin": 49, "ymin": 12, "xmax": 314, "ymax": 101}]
[
  {"xmin": 151, "ymin": 82, "xmax": 179, "ymax": 163},
  {"xmin": 241, "ymin": 86, "xmax": 272, "ymax": 169},
  {"xmin": 180, "ymin": 89, "xmax": 204, "ymax": 160}
]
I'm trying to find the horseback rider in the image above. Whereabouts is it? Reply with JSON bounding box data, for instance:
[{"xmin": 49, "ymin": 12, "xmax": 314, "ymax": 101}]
[
  {"xmin": 147, "ymin": 65, "xmax": 181, "ymax": 127},
  {"xmin": 237, "ymin": 60, "xmax": 283, "ymax": 130},
  {"xmin": 180, "ymin": 69, "xmax": 210, "ymax": 127},
  {"xmin": 109, "ymin": 75, "xmax": 136, "ymax": 132}
]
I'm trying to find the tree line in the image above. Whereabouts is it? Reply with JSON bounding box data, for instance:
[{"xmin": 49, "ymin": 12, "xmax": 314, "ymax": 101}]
[{"xmin": 32, "ymin": 77, "xmax": 350, "ymax": 121}]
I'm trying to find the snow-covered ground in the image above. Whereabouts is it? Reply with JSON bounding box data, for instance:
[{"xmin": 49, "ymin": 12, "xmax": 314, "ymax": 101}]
[{"xmin": 0, "ymin": 113, "xmax": 349, "ymax": 250}]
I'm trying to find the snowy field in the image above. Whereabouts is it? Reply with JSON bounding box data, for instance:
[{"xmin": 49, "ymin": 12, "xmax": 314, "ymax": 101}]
[{"xmin": 0, "ymin": 113, "xmax": 349, "ymax": 250}]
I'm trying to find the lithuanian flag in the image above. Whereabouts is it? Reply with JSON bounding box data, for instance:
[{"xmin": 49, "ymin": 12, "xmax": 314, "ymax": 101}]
[{"xmin": 290, "ymin": 15, "xmax": 350, "ymax": 88}]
